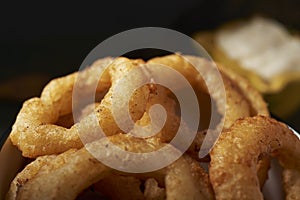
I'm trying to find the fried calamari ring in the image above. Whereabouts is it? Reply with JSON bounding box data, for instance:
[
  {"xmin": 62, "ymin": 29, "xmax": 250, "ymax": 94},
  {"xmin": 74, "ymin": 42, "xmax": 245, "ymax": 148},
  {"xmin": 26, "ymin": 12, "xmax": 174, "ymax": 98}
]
[
  {"xmin": 148, "ymin": 54, "xmax": 268, "ymax": 129},
  {"xmin": 209, "ymin": 115, "xmax": 300, "ymax": 200},
  {"xmin": 10, "ymin": 54, "xmax": 268, "ymax": 158},
  {"xmin": 148, "ymin": 54, "xmax": 270, "ymax": 188},
  {"xmin": 7, "ymin": 132, "xmax": 214, "ymax": 200},
  {"xmin": 148, "ymin": 54, "xmax": 227, "ymax": 128},
  {"xmin": 10, "ymin": 57, "xmax": 151, "ymax": 158},
  {"xmin": 6, "ymin": 134, "xmax": 162, "ymax": 200},
  {"xmin": 41, "ymin": 57, "xmax": 113, "ymax": 117},
  {"xmin": 217, "ymin": 63, "xmax": 269, "ymax": 117},
  {"xmin": 187, "ymin": 129, "xmax": 269, "ymax": 188},
  {"xmin": 6, "ymin": 147, "xmax": 109, "ymax": 200},
  {"xmin": 185, "ymin": 55, "xmax": 254, "ymax": 129},
  {"xmin": 7, "ymin": 54, "xmax": 275, "ymax": 199},
  {"xmin": 149, "ymin": 55, "xmax": 271, "ymax": 189}
]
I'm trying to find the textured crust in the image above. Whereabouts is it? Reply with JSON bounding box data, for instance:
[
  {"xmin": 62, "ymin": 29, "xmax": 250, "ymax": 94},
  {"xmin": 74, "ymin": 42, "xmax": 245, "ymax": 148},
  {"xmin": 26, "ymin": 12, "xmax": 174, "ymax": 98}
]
[
  {"xmin": 149, "ymin": 54, "xmax": 268, "ymax": 129},
  {"xmin": 6, "ymin": 134, "xmax": 161, "ymax": 200},
  {"xmin": 7, "ymin": 134, "xmax": 214, "ymax": 200},
  {"xmin": 217, "ymin": 63, "xmax": 269, "ymax": 117},
  {"xmin": 10, "ymin": 54, "xmax": 269, "ymax": 158},
  {"xmin": 7, "ymin": 54, "xmax": 280, "ymax": 199},
  {"xmin": 6, "ymin": 148, "xmax": 109, "ymax": 200},
  {"xmin": 183, "ymin": 155, "xmax": 215, "ymax": 199},
  {"xmin": 165, "ymin": 155, "xmax": 214, "ymax": 200},
  {"xmin": 10, "ymin": 57, "xmax": 150, "ymax": 158},
  {"xmin": 148, "ymin": 55, "xmax": 270, "ymax": 188},
  {"xmin": 209, "ymin": 115, "xmax": 300, "ymax": 200}
]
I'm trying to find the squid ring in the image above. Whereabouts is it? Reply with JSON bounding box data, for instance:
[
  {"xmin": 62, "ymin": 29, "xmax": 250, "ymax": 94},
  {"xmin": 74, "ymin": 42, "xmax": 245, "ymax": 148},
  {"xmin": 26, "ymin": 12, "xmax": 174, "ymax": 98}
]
[
  {"xmin": 209, "ymin": 115, "xmax": 300, "ymax": 200},
  {"xmin": 7, "ymin": 134, "xmax": 213, "ymax": 200},
  {"xmin": 10, "ymin": 57, "xmax": 150, "ymax": 158}
]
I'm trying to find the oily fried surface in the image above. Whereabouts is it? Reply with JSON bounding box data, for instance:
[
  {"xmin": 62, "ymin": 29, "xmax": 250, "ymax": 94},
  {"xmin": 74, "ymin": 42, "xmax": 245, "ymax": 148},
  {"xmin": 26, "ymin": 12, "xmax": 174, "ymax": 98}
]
[
  {"xmin": 7, "ymin": 134, "xmax": 161, "ymax": 200},
  {"xmin": 7, "ymin": 134, "xmax": 214, "ymax": 200},
  {"xmin": 6, "ymin": 148, "xmax": 109, "ymax": 200},
  {"xmin": 217, "ymin": 63, "xmax": 269, "ymax": 117},
  {"xmin": 10, "ymin": 54, "xmax": 268, "ymax": 158},
  {"xmin": 209, "ymin": 115, "xmax": 300, "ymax": 200},
  {"xmin": 149, "ymin": 54, "xmax": 269, "ymax": 129},
  {"xmin": 147, "ymin": 55, "xmax": 270, "ymax": 188},
  {"xmin": 9, "ymin": 57, "xmax": 151, "ymax": 158},
  {"xmin": 7, "ymin": 54, "xmax": 287, "ymax": 200}
]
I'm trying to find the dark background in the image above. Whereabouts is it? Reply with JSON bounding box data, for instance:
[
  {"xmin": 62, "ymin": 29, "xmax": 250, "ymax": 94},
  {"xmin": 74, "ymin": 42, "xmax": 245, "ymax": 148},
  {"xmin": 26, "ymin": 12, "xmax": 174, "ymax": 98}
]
[{"xmin": 0, "ymin": 0, "xmax": 299, "ymax": 141}]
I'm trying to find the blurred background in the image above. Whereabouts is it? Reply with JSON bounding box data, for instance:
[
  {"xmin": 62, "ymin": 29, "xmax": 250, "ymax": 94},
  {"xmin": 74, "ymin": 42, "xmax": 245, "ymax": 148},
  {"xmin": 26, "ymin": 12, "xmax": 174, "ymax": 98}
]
[{"xmin": 0, "ymin": 0, "xmax": 299, "ymax": 140}]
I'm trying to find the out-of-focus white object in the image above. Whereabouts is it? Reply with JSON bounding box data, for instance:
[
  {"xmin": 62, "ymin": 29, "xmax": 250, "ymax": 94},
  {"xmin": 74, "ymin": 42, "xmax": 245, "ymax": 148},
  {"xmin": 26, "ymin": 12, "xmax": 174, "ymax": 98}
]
[{"xmin": 216, "ymin": 17, "xmax": 300, "ymax": 80}]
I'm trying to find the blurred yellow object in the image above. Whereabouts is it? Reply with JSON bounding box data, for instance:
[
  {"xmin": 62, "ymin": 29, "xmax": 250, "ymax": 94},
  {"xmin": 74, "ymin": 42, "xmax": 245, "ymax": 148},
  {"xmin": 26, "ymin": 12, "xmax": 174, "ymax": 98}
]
[{"xmin": 194, "ymin": 17, "xmax": 300, "ymax": 118}]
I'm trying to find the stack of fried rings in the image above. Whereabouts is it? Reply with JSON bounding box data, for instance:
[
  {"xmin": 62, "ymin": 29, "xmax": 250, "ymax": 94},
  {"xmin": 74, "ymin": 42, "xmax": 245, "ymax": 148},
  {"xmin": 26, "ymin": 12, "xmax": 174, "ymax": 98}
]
[{"xmin": 7, "ymin": 54, "xmax": 300, "ymax": 199}]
